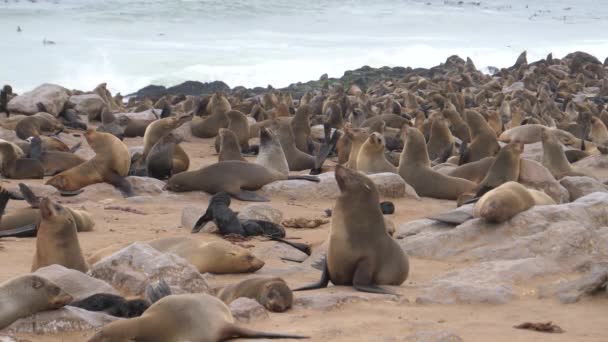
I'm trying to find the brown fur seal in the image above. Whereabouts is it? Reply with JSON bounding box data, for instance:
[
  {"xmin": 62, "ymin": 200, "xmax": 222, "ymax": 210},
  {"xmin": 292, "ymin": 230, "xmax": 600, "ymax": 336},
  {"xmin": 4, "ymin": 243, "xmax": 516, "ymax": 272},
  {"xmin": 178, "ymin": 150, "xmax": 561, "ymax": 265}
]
[
  {"xmin": 46, "ymin": 129, "xmax": 133, "ymax": 196},
  {"xmin": 345, "ymin": 127, "xmax": 369, "ymax": 169},
  {"xmin": 118, "ymin": 115, "xmax": 153, "ymax": 138},
  {"xmin": 142, "ymin": 115, "xmax": 190, "ymax": 157},
  {"xmin": 474, "ymin": 181, "xmax": 555, "ymax": 223},
  {"xmin": 0, "ymin": 141, "xmax": 44, "ymax": 179},
  {"xmin": 291, "ymin": 104, "xmax": 313, "ymax": 153},
  {"xmin": 87, "ymin": 293, "xmax": 307, "ymax": 342},
  {"xmin": 191, "ymin": 94, "xmax": 231, "ymax": 138},
  {"xmin": 29, "ymin": 136, "xmax": 85, "ymax": 176},
  {"xmin": 272, "ymin": 119, "xmax": 316, "ymax": 171},
  {"xmin": 146, "ymin": 132, "xmax": 187, "ymax": 179},
  {"xmin": 218, "ymin": 128, "xmax": 246, "ymax": 162},
  {"xmin": 295, "ymin": 165, "xmax": 409, "ymax": 295},
  {"xmin": 541, "ymin": 128, "xmax": 588, "ymax": 179},
  {"xmin": 462, "ymin": 109, "xmax": 500, "ymax": 163},
  {"xmin": 213, "ymin": 110, "xmax": 250, "ymax": 152},
  {"xmin": 255, "ymin": 127, "xmax": 289, "ymax": 176},
  {"xmin": 0, "ymin": 275, "xmax": 73, "ymax": 330},
  {"xmin": 15, "ymin": 112, "xmax": 63, "ymax": 140},
  {"xmin": 205, "ymin": 91, "xmax": 232, "ymax": 115},
  {"xmin": 475, "ymin": 142, "xmax": 523, "ymax": 197},
  {"xmin": 31, "ymin": 197, "xmax": 89, "ymax": 273},
  {"xmin": 398, "ymin": 127, "xmax": 476, "ymax": 200},
  {"xmin": 357, "ymin": 132, "xmax": 396, "ymax": 174},
  {"xmin": 445, "ymin": 157, "xmax": 495, "ymax": 184},
  {"xmin": 427, "ymin": 116, "xmax": 454, "ymax": 161},
  {"xmin": 589, "ymin": 116, "xmax": 608, "ymax": 145},
  {"xmin": 499, "ymin": 124, "xmax": 579, "ymax": 145},
  {"xmin": 165, "ymin": 160, "xmax": 318, "ymax": 202},
  {"xmin": 218, "ymin": 277, "xmax": 292, "ymax": 312}
]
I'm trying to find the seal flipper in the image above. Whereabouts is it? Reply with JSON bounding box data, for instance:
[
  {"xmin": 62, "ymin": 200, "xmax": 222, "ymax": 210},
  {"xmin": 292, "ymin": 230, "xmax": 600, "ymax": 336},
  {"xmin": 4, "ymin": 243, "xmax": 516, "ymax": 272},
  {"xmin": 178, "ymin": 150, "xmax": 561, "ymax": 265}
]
[
  {"xmin": 29, "ymin": 136, "xmax": 43, "ymax": 160},
  {"xmin": 0, "ymin": 187, "xmax": 11, "ymax": 216},
  {"xmin": 224, "ymin": 325, "xmax": 309, "ymax": 340},
  {"xmin": 104, "ymin": 171, "xmax": 135, "ymax": 197},
  {"xmin": 458, "ymin": 141, "xmax": 469, "ymax": 165},
  {"xmin": 58, "ymin": 189, "xmax": 85, "ymax": 197},
  {"xmin": 69, "ymin": 141, "xmax": 82, "ymax": 153},
  {"xmin": 352, "ymin": 258, "xmax": 398, "ymax": 295},
  {"xmin": 0, "ymin": 224, "xmax": 38, "ymax": 238},
  {"xmin": 18, "ymin": 183, "xmax": 40, "ymax": 208},
  {"xmin": 287, "ymin": 175, "xmax": 320, "ymax": 182},
  {"xmin": 268, "ymin": 236, "xmax": 311, "ymax": 255},
  {"xmin": 435, "ymin": 142, "xmax": 454, "ymax": 164},
  {"xmin": 160, "ymin": 104, "xmax": 171, "ymax": 119},
  {"xmin": 293, "ymin": 260, "xmax": 331, "ymax": 291},
  {"xmin": 229, "ymin": 190, "xmax": 269, "ymax": 202},
  {"xmin": 311, "ymin": 126, "xmax": 341, "ymax": 174},
  {"xmin": 474, "ymin": 184, "xmax": 493, "ymax": 198},
  {"xmin": 145, "ymin": 279, "xmax": 172, "ymax": 304},
  {"xmin": 192, "ymin": 208, "xmax": 213, "ymax": 233}
]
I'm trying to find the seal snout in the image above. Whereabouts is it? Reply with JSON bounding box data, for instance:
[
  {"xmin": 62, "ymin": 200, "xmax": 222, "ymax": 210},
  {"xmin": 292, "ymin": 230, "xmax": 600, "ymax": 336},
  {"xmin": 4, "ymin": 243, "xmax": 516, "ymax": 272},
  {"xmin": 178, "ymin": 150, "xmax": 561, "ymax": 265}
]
[{"xmin": 51, "ymin": 293, "xmax": 73, "ymax": 308}]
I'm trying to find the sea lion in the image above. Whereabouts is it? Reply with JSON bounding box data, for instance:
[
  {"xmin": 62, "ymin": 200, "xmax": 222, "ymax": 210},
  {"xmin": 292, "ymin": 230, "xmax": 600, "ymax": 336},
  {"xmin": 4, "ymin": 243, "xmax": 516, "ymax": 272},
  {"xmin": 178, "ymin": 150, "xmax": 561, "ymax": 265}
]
[
  {"xmin": 345, "ymin": 127, "xmax": 369, "ymax": 169},
  {"xmin": 118, "ymin": 115, "xmax": 153, "ymax": 138},
  {"xmin": 541, "ymin": 128, "xmax": 588, "ymax": 179},
  {"xmin": 427, "ymin": 116, "xmax": 454, "ymax": 161},
  {"xmin": 217, "ymin": 128, "xmax": 246, "ymax": 162},
  {"xmin": 475, "ymin": 142, "xmax": 524, "ymax": 197},
  {"xmin": 0, "ymin": 141, "xmax": 44, "ymax": 179},
  {"xmin": 0, "ymin": 275, "xmax": 73, "ymax": 330},
  {"xmin": 46, "ymin": 129, "xmax": 133, "ymax": 197},
  {"xmin": 213, "ymin": 110, "xmax": 250, "ymax": 151},
  {"xmin": 146, "ymin": 132, "xmax": 186, "ymax": 180},
  {"xmin": 295, "ymin": 165, "xmax": 409, "ymax": 295},
  {"xmin": 218, "ymin": 277, "xmax": 293, "ymax": 312},
  {"xmin": 29, "ymin": 136, "xmax": 85, "ymax": 176},
  {"xmin": 462, "ymin": 109, "xmax": 500, "ymax": 163},
  {"xmin": 356, "ymin": 132, "xmax": 397, "ymax": 174},
  {"xmin": 165, "ymin": 160, "xmax": 319, "ymax": 202},
  {"xmin": 31, "ymin": 197, "xmax": 89, "ymax": 272},
  {"xmin": 255, "ymin": 127, "xmax": 288, "ymax": 176},
  {"xmin": 87, "ymin": 293, "xmax": 307, "ymax": 342},
  {"xmin": 474, "ymin": 181, "xmax": 555, "ymax": 223},
  {"xmin": 445, "ymin": 156, "xmax": 495, "ymax": 183},
  {"xmin": 272, "ymin": 119, "xmax": 316, "ymax": 171},
  {"xmin": 291, "ymin": 104, "xmax": 313, "ymax": 153},
  {"xmin": 15, "ymin": 112, "xmax": 63, "ymax": 140},
  {"xmin": 398, "ymin": 127, "xmax": 476, "ymax": 200}
]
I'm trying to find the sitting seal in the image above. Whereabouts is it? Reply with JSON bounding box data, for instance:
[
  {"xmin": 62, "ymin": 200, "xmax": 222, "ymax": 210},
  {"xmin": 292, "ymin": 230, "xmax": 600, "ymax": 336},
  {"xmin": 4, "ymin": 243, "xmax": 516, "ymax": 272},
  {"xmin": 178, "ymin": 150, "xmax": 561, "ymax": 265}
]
[
  {"xmin": 356, "ymin": 132, "xmax": 396, "ymax": 174},
  {"xmin": 295, "ymin": 165, "xmax": 409, "ymax": 295},
  {"xmin": 87, "ymin": 293, "xmax": 307, "ymax": 341},
  {"xmin": 218, "ymin": 277, "xmax": 293, "ymax": 312},
  {"xmin": 218, "ymin": 128, "xmax": 246, "ymax": 162},
  {"xmin": 0, "ymin": 275, "xmax": 73, "ymax": 330},
  {"xmin": 0, "ymin": 140, "xmax": 44, "ymax": 179}
]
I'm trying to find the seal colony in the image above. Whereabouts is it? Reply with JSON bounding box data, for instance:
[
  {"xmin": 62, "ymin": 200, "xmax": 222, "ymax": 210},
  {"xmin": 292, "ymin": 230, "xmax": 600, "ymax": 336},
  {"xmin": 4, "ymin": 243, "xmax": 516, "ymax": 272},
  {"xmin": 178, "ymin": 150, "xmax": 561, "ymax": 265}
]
[{"xmin": 1, "ymin": 49, "xmax": 608, "ymax": 340}]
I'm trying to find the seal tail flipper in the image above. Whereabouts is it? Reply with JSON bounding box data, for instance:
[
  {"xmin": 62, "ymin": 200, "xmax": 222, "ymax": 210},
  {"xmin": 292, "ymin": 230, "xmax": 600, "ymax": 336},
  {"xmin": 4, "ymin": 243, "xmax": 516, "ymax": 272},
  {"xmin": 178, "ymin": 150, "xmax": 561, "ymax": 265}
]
[
  {"xmin": 225, "ymin": 325, "xmax": 309, "ymax": 340},
  {"xmin": 105, "ymin": 171, "xmax": 135, "ymax": 198},
  {"xmin": 18, "ymin": 183, "xmax": 40, "ymax": 208},
  {"xmin": 230, "ymin": 190, "xmax": 269, "ymax": 202},
  {"xmin": 293, "ymin": 260, "xmax": 331, "ymax": 291},
  {"xmin": 287, "ymin": 175, "xmax": 320, "ymax": 182},
  {"xmin": 145, "ymin": 279, "xmax": 172, "ymax": 304},
  {"xmin": 353, "ymin": 258, "xmax": 398, "ymax": 296},
  {"xmin": 0, "ymin": 224, "xmax": 38, "ymax": 238},
  {"xmin": 267, "ymin": 236, "xmax": 311, "ymax": 255},
  {"xmin": 458, "ymin": 141, "xmax": 469, "ymax": 165}
]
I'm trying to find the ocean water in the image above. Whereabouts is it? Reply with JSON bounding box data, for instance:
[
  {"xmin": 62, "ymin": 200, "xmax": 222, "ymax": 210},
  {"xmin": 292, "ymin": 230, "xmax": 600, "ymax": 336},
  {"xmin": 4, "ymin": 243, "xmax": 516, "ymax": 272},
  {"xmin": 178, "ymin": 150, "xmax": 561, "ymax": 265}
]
[{"xmin": 1, "ymin": 0, "xmax": 608, "ymax": 94}]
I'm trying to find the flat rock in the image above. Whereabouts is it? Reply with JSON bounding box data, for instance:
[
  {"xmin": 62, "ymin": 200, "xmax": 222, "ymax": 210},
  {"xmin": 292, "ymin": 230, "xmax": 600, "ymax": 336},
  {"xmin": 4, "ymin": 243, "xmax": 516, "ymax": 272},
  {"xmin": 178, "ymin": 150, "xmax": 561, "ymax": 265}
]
[
  {"xmin": 518, "ymin": 159, "xmax": 569, "ymax": 203},
  {"xmin": 294, "ymin": 290, "xmax": 399, "ymax": 311},
  {"xmin": 2, "ymin": 306, "xmax": 120, "ymax": 334},
  {"xmin": 405, "ymin": 330, "xmax": 464, "ymax": 342},
  {"xmin": 559, "ymin": 176, "xmax": 608, "ymax": 201},
  {"xmin": 538, "ymin": 262, "xmax": 608, "ymax": 303},
  {"xmin": 7, "ymin": 83, "xmax": 70, "ymax": 116},
  {"xmin": 260, "ymin": 172, "xmax": 417, "ymax": 200},
  {"xmin": 310, "ymin": 125, "xmax": 338, "ymax": 140},
  {"xmin": 228, "ymin": 297, "xmax": 269, "ymax": 323},
  {"xmin": 237, "ymin": 204, "xmax": 283, "ymax": 224},
  {"xmin": 90, "ymin": 242, "xmax": 210, "ymax": 297},
  {"xmin": 33, "ymin": 264, "xmax": 118, "ymax": 301},
  {"xmin": 68, "ymin": 94, "xmax": 106, "ymax": 118}
]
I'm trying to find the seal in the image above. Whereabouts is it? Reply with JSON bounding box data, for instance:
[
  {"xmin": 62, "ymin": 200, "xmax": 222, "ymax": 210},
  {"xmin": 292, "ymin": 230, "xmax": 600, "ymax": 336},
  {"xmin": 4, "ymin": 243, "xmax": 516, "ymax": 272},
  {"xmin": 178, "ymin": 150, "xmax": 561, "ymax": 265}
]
[
  {"xmin": 291, "ymin": 104, "xmax": 313, "ymax": 153},
  {"xmin": 15, "ymin": 112, "xmax": 64, "ymax": 140},
  {"xmin": 0, "ymin": 274, "xmax": 73, "ymax": 330},
  {"xmin": 427, "ymin": 116, "xmax": 454, "ymax": 161},
  {"xmin": 0, "ymin": 85, "xmax": 10, "ymax": 114},
  {"xmin": 217, "ymin": 110, "xmax": 250, "ymax": 151},
  {"xmin": 142, "ymin": 115, "xmax": 191, "ymax": 158},
  {"xmin": 461, "ymin": 109, "xmax": 500, "ymax": 163},
  {"xmin": 255, "ymin": 127, "xmax": 289, "ymax": 176},
  {"xmin": 295, "ymin": 165, "xmax": 409, "ymax": 295},
  {"xmin": 474, "ymin": 181, "xmax": 555, "ymax": 223},
  {"xmin": 31, "ymin": 197, "xmax": 89, "ymax": 273},
  {"xmin": 218, "ymin": 277, "xmax": 293, "ymax": 312},
  {"xmin": 46, "ymin": 129, "xmax": 133, "ymax": 197},
  {"xmin": 86, "ymin": 293, "xmax": 308, "ymax": 342},
  {"xmin": 541, "ymin": 128, "xmax": 588, "ymax": 179},
  {"xmin": 272, "ymin": 119, "xmax": 316, "ymax": 171},
  {"xmin": 217, "ymin": 128, "xmax": 246, "ymax": 162},
  {"xmin": 475, "ymin": 142, "xmax": 524, "ymax": 197},
  {"xmin": 356, "ymin": 132, "xmax": 397, "ymax": 174},
  {"xmin": 117, "ymin": 115, "xmax": 153, "ymax": 138},
  {"xmin": 191, "ymin": 108, "xmax": 229, "ymax": 138},
  {"xmin": 0, "ymin": 141, "xmax": 44, "ymax": 179},
  {"xmin": 29, "ymin": 136, "xmax": 85, "ymax": 176},
  {"xmin": 499, "ymin": 124, "xmax": 580, "ymax": 145},
  {"xmin": 146, "ymin": 132, "xmax": 186, "ymax": 180},
  {"xmin": 589, "ymin": 116, "xmax": 608, "ymax": 145},
  {"xmin": 344, "ymin": 127, "xmax": 369, "ymax": 169},
  {"xmin": 398, "ymin": 127, "xmax": 476, "ymax": 200},
  {"xmin": 445, "ymin": 156, "xmax": 495, "ymax": 184}
]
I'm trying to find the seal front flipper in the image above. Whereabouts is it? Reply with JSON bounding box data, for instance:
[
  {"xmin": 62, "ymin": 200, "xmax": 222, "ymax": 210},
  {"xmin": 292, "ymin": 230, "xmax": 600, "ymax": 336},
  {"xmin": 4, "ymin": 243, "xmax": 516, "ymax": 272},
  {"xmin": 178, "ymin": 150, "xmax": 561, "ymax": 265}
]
[
  {"xmin": 192, "ymin": 209, "xmax": 213, "ymax": 233},
  {"xmin": 311, "ymin": 126, "xmax": 341, "ymax": 174},
  {"xmin": 293, "ymin": 260, "xmax": 330, "ymax": 291},
  {"xmin": 287, "ymin": 175, "xmax": 320, "ymax": 182},
  {"xmin": 225, "ymin": 325, "xmax": 309, "ymax": 340},
  {"xmin": 105, "ymin": 171, "xmax": 135, "ymax": 197},
  {"xmin": 0, "ymin": 223, "xmax": 37, "ymax": 238},
  {"xmin": 353, "ymin": 258, "xmax": 398, "ymax": 295},
  {"xmin": 18, "ymin": 183, "xmax": 40, "ymax": 208},
  {"xmin": 458, "ymin": 141, "xmax": 469, "ymax": 165},
  {"xmin": 230, "ymin": 190, "xmax": 269, "ymax": 202},
  {"xmin": 69, "ymin": 141, "xmax": 82, "ymax": 153}
]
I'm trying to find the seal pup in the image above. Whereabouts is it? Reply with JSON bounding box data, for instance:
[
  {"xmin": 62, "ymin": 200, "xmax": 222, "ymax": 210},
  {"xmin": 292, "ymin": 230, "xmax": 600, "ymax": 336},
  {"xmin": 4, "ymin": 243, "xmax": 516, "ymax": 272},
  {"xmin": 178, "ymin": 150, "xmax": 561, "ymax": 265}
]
[
  {"xmin": 87, "ymin": 293, "xmax": 308, "ymax": 342},
  {"xmin": 217, "ymin": 128, "xmax": 246, "ymax": 162},
  {"xmin": 398, "ymin": 127, "xmax": 476, "ymax": 200},
  {"xmin": 46, "ymin": 129, "xmax": 133, "ymax": 197},
  {"xmin": 15, "ymin": 113, "xmax": 63, "ymax": 140},
  {"xmin": 356, "ymin": 132, "xmax": 397, "ymax": 174},
  {"xmin": 145, "ymin": 132, "xmax": 186, "ymax": 180},
  {"xmin": 295, "ymin": 165, "xmax": 409, "ymax": 295},
  {"xmin": 218, "ymin": 277, "xmax": 293, "ymax": 312},
  {"xmin": 0, "ymin": 141, "xmax": 44, "ymax": 179},
  {"xmin": 117, "ymin": 115, "xmax": 153, "ymax": 138},
  {"xmin": 31, "ymin": 197, "xmax": 89, "ymax": 273},
  {"xmin": 0, "ymin": 275, "xmax": 73, "ymax": 330},
  {"xmin": 427, "ymin": 116, "xmax": 455, "ymax": 161},
  {"xmin": 474, "ymin": 181, "xmax": 555, "ymax": 223}
]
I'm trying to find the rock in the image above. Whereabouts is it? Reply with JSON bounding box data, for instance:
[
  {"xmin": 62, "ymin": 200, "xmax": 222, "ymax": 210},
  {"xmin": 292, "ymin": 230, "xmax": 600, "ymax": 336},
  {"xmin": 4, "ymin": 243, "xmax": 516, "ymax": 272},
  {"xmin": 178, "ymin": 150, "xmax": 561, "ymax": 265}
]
[
  {"xmin": 405, "ymin": 330, "xmax": 464, "ymax": 342},
  {"xmin": 0, "ymin": 127, "xmax": 20, "ymax": 143},
  {"xmin": 250, "ymin": 241, "xmax": 309, "ymax": 262},
  {"xmin": 260, "ymin": 172, "xmax": 416, "ymax": 200},
  {"xmin": 173, "ymin": 121, "xmax": 196, "ymax": 141},
  {"xmin": 126, "ymin": 176, "xmax": 166, "ymax": 195},
  {"xmin": 237, "ymin": 204, "xmax": 283, "ymax": 224},
  {"xmin": 67, "ymin": 94, "xmax": 106, "ymax": 118},
  {"xmin": 122, "ymin": 109, "xmax": 158, "ymax": 121},
  {"xmin": 0, "ymin": 335, "xmax": 17, "ymax": 342},
  {"xmin": 33, "ymin": 264, "xmax": 118, "ymax": 301},
  {"xmin": 521, "ymin": 142, "xmax": 543, "ymax": 162},
  {"xmin": 294, "ymin": 290, "xmax": 399, "ymax": 311},
  {"xmin": 518, "ymin": 159, "xmax": 569, "ymax": 203},
  {"xmin": 181, "ymin": 206, "xmax": 218, "ymax": 233},
  {"xmin": 228, "ymin": 298, "xmax": 269, "ymax": 323},
  {"xmin": 573, "ymin": 154, "xmax": 608, "ymax": 169},
  {"xmin": 310, "ymin": 125, "xmax": 338, "ymax": 140},
  {"xmin": 559, "ymin": 176, "xmax": 608, "ymax": 201},
  {"xmin": 538, "ymin": 262, "xmax": 608, "ymax": 303},
  {"xmin": 90, "ymin": 242, "xmax": 210, "ymax": 297},
  {"xmin": 2, "ymin": 306, "xmax": 120, "ymax": 334},
  {"xmin": 70, "ymin": 177, "xmax": 166, "ymax": 200},
  {"xmin": 7, "ymin": 83, "xmax": 70, "ymax": 116}
]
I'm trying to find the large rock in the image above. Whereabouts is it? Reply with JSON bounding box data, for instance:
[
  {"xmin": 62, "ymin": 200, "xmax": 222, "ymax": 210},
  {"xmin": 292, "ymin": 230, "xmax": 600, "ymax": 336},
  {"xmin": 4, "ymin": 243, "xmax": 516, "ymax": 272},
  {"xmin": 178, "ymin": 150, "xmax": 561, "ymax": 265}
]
[
  {"xmin": 121, "ymin": 109, "xmax": 158, "ymax": 121},
  {"xmin": 2, "ymin": 307, "xmax": 120, "ymax": 334},
  {"xmin": 538, "ymin": 262, "xmax": 608, "ymax": 303},
  {"xmin": 559, "ymin": 176, "xmax": 608, "ymax": 201},
  {"xmin": 181, "ymin": 206, "xmax": 217, "ymax": 233},
  {"xmin": 70, "ymin": 176, "xmax": 166, "ymax": 200},
  {"xmin": 228, "ymin": 298, "xmax": 269, "ymax": 323},
  {"xmin": 33, "ymin": 264, "xmax": 118, "ymax": 301},
  {"xmin": 68, "ymin": 94, "xmax": 106, "ymax": 118},
  {"xmin": 7, "ymin": 83, "xmax": 69, "ymax": 116},
  {"xmin": 574, "ymin": 154, "xmax": 608, "ymax": 169},
  {"xmin": 260, "ymin": 172, "xmax": 418, "ymax": 200},
  {"xmin": 518, "ymin": 159, "xmax": 569, "ymax": 203},
  {"xmin": 237, "ymin": 204, "xmax": 283, "ymax": 224},
  {"xmin": 90, "ymin": 242, "xmax": 210, "ymax": 297},
  {"xmin": 521, "ymin": 142, "xmax": 543, "ymax": 162}
]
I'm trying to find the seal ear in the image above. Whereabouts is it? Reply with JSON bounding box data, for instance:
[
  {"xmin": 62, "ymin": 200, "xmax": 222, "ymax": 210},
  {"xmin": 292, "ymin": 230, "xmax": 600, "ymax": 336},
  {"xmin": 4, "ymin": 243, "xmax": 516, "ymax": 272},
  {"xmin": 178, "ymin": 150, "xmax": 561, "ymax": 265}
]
[{"xmin": 32, "ymin": 277, "xmax": 44, "ymax": 289}]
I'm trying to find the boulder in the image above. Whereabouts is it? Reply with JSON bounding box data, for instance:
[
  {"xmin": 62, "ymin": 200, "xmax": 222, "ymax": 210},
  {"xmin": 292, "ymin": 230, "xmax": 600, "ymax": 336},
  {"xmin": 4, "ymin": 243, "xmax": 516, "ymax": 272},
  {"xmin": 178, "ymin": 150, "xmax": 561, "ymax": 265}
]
[
  {"xmin": 33, "ymin": 264, "xmax": 118, "ymax": 301},
  {"xmin": 90, "ymin": 242, "xmax": 210, "ymax": 297},
  {"xmin": 68, "ymin": 94, "xmax": 106, "ymax": 118},
  {"xmin": 538, "ymin": 262, "xmax": 608, "ymax": 303},
  {"xmin": 181, "ymin": 206, "xmax": 218, "ymax": 233},
  {"xmin": 2, "ymin": 307, "xmax": 120, "ymax": 334},
  {"xmin": 121, "ymin": 109, "xmax": 158, "ymax": 121},
  {"xmin": 294, "ymin": 290, "xmax": 399, "ymax": 311},
  {"xmin": 228, "ymin": 298, "xmax": 269, "ymax": 323},
  {"xmin": 250, "ymin": 241, "xmax": 309, "ymax": 262},
  {"xmin": 521, "ymin": 142, "xmax": 543, "ymax": 162},
  {"xmin": 237, "ymin": 204, "xmax": 283, "ymax": 224},
  {"xmin": 559, "ymin": 176, "xmax": 608, "ymax": 201},
  {"xmin": 7, "ymin": 83, "xmax": 69, "ymax": 116},
  {"xmin": 518, "ymin": 159, "xmax": 569, "ymax": 203}
]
